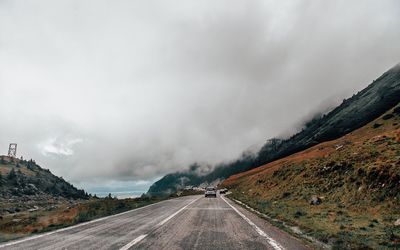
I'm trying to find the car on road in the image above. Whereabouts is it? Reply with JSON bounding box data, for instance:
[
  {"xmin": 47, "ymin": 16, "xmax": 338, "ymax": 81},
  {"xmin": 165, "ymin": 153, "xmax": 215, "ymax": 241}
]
[
  {"xmin": 204, "ymin": 187, "xmax": 217, "ymax": 198},
  {"xmin": 219, "ymin": 188, "xmax": 228, "ymax": 194}
]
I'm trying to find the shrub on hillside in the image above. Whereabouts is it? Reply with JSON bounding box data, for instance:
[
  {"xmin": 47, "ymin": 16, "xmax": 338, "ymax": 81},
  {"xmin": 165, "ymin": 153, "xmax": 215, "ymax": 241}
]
[
  {"xmin": 393, "ymin": 107, "xmax": 400, "ymax": 115},
  {"xmin": 7, "ymin": 168, "xmax": 17, "ymax": 180},
  {"xmin": 383, "ymin": 114, "xmax": 394, "ymax": 120}
]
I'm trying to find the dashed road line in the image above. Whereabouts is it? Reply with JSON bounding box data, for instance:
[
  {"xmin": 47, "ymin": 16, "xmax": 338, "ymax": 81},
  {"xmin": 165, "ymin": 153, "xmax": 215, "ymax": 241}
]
[
  {"xmin": 119, "ymin": 196, "xmax": 201, "ymax": 250},
  {"xmin": 119, "ymin": 234, "xmax": 147, "ymax": 250},
  {"xmin": 157, "ymin": 197, "xmax": 201, "ymax": 226}
]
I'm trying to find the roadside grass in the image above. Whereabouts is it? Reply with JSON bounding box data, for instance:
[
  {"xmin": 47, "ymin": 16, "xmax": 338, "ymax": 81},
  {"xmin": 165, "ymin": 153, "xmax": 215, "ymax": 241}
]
[
  {"xmin": 229, "ymin": 192, "xmax": 400, "ymax": 249},
  {"xmin": 223, "ymin": 106, "xmax": 400, "ymax": 249}
]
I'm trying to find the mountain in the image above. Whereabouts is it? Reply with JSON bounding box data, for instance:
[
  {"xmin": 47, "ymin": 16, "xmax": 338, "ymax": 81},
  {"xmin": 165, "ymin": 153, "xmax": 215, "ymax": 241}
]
[
  {"xmin": 0, "ymin": 156, "xmax": 88, "ymax": 201},
  {"xmin": 147, "ymin": 155, "xmax": 254, "ymax": 196},
  {"xmin": 221, "ymin": 103, "xmax": 400, "ymax": 249},
  {"xmin": 253, "ymin": 62, "xmax": 400, "ymax": 167},
  {"xmin": 147, "ymin": 63, "xmax": 400, "ymax": 196}
]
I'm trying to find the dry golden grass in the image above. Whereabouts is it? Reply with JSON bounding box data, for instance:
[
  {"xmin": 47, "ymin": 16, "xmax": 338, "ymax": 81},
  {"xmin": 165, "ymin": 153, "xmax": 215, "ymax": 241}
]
[{"xmin": 223, "ymin": 104, "xmax": 400, "ymax": 249}]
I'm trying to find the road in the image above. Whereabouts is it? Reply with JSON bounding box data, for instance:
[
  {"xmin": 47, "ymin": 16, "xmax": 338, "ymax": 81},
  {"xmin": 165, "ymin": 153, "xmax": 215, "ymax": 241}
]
[{"xmin": 0, "ymin": 195, "xmax": 309, "ymax": 250}]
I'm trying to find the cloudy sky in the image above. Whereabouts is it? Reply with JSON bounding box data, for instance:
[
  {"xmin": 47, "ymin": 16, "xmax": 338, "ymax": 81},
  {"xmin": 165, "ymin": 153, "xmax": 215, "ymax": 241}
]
[{"xmin": 0, "ymin": 0, "xmax": 399, "ymax": 194}]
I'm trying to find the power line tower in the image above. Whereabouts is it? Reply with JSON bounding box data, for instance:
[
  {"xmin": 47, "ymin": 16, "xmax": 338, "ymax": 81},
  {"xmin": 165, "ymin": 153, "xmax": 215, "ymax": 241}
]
[{"xmin": 8, "ymin": 143, "xmax": 17, "ymax": 158}]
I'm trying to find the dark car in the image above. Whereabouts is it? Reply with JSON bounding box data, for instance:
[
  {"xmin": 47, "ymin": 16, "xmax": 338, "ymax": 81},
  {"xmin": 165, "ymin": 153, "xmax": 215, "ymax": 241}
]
[{"xmin": 219, "ymin": 188, "xmax": 228, "ymax": 194}]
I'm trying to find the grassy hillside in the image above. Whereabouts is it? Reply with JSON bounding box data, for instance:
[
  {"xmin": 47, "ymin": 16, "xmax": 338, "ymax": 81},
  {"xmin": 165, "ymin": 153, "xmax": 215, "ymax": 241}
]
[
  {"xmin": 254, "ymin": 63, "xmax": 400, "ymax": 168},
  {"xmin": 222, "ymin": 104, "xmax": 400, "ymax": 249}
]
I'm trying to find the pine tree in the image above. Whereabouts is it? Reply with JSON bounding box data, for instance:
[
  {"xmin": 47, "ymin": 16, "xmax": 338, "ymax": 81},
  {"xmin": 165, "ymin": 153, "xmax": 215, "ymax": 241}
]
[{"xmin": 8, "ymin": 168, "xmax": 16, "ymax": 180}]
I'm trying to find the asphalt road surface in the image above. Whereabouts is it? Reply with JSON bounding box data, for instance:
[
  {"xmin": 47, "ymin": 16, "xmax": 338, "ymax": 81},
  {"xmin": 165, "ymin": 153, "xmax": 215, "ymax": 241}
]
[{"xmin": 0, "ymin": 195, "xmax": 309, "ymax": 250}]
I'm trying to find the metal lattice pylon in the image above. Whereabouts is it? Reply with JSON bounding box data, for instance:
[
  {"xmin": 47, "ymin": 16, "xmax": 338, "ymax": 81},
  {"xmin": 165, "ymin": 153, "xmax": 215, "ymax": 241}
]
[{"xmin": 8, "ymin": 143, "xmax": 17, "ymax": 158}]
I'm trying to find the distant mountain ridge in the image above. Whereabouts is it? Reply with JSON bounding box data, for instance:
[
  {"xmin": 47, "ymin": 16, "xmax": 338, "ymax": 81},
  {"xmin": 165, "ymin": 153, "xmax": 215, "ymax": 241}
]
[{"xmin": 147, "ymin": 63, "xmax": 400, "ymax": 196}]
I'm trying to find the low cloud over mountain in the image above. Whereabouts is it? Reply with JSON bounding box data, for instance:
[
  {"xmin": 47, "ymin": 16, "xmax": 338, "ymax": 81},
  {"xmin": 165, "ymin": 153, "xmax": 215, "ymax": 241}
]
[{"xmin": 0, "ymin": 0, "xmax": 399, "ymax": 190}]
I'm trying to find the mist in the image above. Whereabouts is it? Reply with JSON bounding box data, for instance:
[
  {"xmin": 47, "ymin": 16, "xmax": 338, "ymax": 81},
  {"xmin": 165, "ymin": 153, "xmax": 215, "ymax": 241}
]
[{"xmin": 0, "ymin": 0, "xmax": 399, "ymax": 192}]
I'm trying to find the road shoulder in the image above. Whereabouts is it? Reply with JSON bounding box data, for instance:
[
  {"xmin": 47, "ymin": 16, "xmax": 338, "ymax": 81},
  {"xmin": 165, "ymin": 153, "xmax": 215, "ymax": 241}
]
[{"xmin": 223, "ymin": 195, "xmax": 313, "ymax": 250}]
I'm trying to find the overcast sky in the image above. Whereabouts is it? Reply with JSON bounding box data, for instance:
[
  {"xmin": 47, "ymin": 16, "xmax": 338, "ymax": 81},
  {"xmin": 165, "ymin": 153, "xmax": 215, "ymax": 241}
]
[{"xmin": 0, "ymin": 0, "xmax": 399, "ymax": 193}]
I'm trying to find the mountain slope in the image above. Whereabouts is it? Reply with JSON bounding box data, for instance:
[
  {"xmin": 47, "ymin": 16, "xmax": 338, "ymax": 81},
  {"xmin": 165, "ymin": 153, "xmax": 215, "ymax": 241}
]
[
  {"xmin": 254, "ymin": 62, "xmax": 400, "ymax": 167},
  {"xmin": 148, "ymin": 63, "xmax": 400, "ymax": 196},
  {"xmin": 222, "ymin": 104, "xmax": 400, "ymax": 249}
]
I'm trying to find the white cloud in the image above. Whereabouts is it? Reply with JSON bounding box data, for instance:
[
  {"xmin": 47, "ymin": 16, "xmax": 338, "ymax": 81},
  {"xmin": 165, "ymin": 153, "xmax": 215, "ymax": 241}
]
[
  {"xmin": 39, "ymin": 137, "xmax": 83, "ymax": 157},
  {"xmin": 0, "ymin": 0, "xmax": 399, "ymax": 190}
]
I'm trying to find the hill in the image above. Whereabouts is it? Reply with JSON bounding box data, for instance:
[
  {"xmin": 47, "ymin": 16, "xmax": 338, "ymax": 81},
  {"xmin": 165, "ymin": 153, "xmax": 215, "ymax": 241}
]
[
  {"xmin": 0, "ymin": 156, "xmax": 88, "ymax": 214},
  {"xmin": 222, "ymin": 104, "xmax": 400, "ymax": 249},
  {"xmin": 148, "ymin": 63, "xmax": 400, "ymax": 196},
  {"xmin": 0, "ymin": 157, "xmax": 168, "ymax": 243}
]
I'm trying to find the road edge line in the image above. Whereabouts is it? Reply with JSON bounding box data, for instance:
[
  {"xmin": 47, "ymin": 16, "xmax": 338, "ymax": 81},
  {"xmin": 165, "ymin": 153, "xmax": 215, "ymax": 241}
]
[
  {"xmin": 220, "ymin": 196, "xmax": 285, "ymax": 250},
  {"xmin": 232, "ymin": 198, "xmax": 329, "ymax": 249}
]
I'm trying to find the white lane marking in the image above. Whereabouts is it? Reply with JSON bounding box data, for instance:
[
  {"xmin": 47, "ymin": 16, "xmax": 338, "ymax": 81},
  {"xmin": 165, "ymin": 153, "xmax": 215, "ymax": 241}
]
[
  {"xmin": 157, "ymin": 197, "xmax": 200, "ymax": 226},
  {"xmin": 119, "ymin": 234, "xmax": 147, "ymax": 250},
  {"xmin": 119, "ymin": 196, "xmax": 200, "ymax": 250},
  {"xmin": 232, "ymin": 199, "xmax": 330, "ymax": 249},
  {"xmin": 0, "ymin": 198, "xmax": 175, "ymax": 248},
  {"xmin": 186, "ymin": 207, "xmax": 232, "ymax": 210},
  {"xmin": 221, "ymin": 196, "xmax": 285, "ymax": 250}
]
